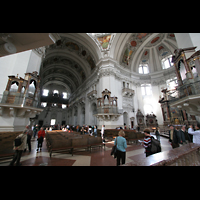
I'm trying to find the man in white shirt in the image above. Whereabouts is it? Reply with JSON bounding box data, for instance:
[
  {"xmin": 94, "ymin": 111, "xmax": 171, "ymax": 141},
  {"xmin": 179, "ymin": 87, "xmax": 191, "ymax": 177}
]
[{"xmin": 188, "ymin": 124, "xmax": 200, "ymax": 144}]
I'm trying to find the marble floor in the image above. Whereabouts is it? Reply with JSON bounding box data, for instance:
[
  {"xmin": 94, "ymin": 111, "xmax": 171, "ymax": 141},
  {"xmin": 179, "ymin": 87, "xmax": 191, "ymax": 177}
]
[{"xmin": 0, "ymin": 134, "xmax": 172, "ymax": 166}]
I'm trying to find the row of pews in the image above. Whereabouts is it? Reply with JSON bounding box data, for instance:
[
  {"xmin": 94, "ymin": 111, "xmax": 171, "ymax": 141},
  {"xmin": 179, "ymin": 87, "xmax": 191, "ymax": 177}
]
[{"xmin": 45, "ymin": 130, "xmax": 105, "ymax": 157}]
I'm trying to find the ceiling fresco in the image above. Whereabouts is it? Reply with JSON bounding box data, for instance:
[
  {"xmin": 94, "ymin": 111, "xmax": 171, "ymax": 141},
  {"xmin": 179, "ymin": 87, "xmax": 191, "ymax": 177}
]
[
  {"xmin": 39, "ymin": 33, "xmax": 178, "ymax": 95},
  {"xmin": 121, "ymin": 33, "xmax": 152, "ymax": 66},
  {"xmin": 121, "ymin": 33, "xmax": 177, "ymax": 69},
  {"xmin": 40, "ymin": 36, "xmax": 97, "ymax": 93}
]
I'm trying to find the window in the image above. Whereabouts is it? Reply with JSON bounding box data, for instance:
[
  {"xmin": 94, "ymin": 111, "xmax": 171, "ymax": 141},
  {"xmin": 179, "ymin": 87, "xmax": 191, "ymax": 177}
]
[
  {"xmin": 62, "ymin": 104, "xmax": 67, "ymax": 109},
  {"xmin": 139, "ymin": 64, "xmax": 149, "ymax": 74},
  {"xmin": 191, "ymin": 65, "xmax": 198, "ymax": 78},
  {"xmin": 10, "ymin": 82, "xmax": 18, "ymax": 92},
  {"xmin": 162, "ymin": 55, "xmax": 173, "ymax": 69},
  {"xmin": 53, "ymin": 90, "xmax": 59, "ymax": 94},
  {"xmin": 43, "ymin": 89, "xmax": 49, "ymax": 96},
  {"xmin": 28, "ymin": 81, "xmax": 35, "ymax": 97},
  {"xmin": 51, "ymin": 119, "xmax": 56, "ymax": 126},
  {"xmin": 141, "ymin": 84, "xmax": 152, "ymax": 96},
  {"xmin": 63, "ymin": 92, "xmax": 68, "ymax": 99},
  {"xmin": 144, "ymin": 104, "xmax": 153, "ymax": 115},
  {"xmin": 21, "ymin": 86, "xmax": 25, "ymax": 94},
  {"xmin": 41, "ymin": 102, "xmax": 47, "ymax": 107},
  {"xmin": 178, "ymin": 60, "xmax": 187, "ymax": 81}
]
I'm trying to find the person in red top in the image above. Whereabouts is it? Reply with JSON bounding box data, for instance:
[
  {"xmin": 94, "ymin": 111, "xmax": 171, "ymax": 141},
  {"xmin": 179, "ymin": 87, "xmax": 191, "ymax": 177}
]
[{"xmin": 37, "ymin": 127, "xmax": 45, "ymax": 152}]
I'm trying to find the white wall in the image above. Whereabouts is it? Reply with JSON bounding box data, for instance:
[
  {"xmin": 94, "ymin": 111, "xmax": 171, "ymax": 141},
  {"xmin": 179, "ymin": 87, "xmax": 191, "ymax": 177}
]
[
  {"xmin": 0, "ymin": 50, "xmax": 41, "ymax": 95},
  {"xmin": 26, "ymin": 50, "xmax": 42, "ymax": 73},
  {"xmin": 175, "ymin": 33, "xmax": 200, "ymax": 58},
  {"xmin": 189, "ymin": 33, "xmax": 200, "ymax": 51}
]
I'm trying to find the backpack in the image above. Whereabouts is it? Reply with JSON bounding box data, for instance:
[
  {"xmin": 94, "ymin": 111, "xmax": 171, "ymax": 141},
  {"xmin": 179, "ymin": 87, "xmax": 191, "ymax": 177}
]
[
  {"xmin": 14, "ymin": 134, "xmax": 23, "ymax": 147},
  {"xmin": 150, "ymin": 136, "xmax": 161, "ymax": 154}
]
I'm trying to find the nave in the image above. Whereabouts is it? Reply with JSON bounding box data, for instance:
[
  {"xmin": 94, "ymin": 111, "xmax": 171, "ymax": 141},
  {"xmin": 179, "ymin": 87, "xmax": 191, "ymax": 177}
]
[{"xmin": 0, "ymin": 135, "xmax": 171, "ymax": 166}]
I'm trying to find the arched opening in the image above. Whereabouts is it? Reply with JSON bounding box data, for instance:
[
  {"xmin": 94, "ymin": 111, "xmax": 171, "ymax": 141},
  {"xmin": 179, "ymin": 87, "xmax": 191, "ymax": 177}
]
[
  {"xmin": 123, "ymin": 112, "xmax": 129, "ymax": 128},
  {"xmin": 178, "ymin": 60, "xmax": 187, "ymax": 81},
  {"xmin": 10, "ymin": 81, "xmax": 18, "ymax": 92},
  {"xmin": 28, "ymin": 79, "xmax": 36, "ymax": 97}
]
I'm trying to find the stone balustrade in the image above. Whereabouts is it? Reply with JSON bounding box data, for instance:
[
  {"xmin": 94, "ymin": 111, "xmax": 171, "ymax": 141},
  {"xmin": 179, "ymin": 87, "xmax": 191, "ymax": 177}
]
[{"xmin": 123, "ymin": 143, "xmax": 200, "ymax": 166}]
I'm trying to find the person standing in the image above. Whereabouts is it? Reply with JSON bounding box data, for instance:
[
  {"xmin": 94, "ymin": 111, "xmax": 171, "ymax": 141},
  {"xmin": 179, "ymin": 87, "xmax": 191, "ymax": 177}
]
[
  {"xmin": 101, "ymin": 125, "xmax": 105, "ymax": 142},
  {"xmin": 26, "ymin": 125, "xmax": 33, "ymax": 152},
  {"xmin": 80, "ymin": 126, "xmax": 85, "ymax": 135},
  {"xmin": 94, "ymin": 126, "xmax": 97, "ymax": 137},
  {"xmin": 114, "ymin": 130, "xmax": 127, "ymax": 166},
  {"xmin": 33, "ymin": 124, "xmax": 39, "ymax": 138},
  {"xmin": 179, "ymin": 125, "xmax": 186, "ymax": 145},
  {"xmin": 37, "ymin": 127, "xmax": 45, "ymax": 152},
  {"xmin": 155, "ymin": 127, "xmax": 160, "ymax": 141},
  {"xmin": 9, "ymin": 130, "xmax": 27, "ymax": 166},
  {"xmin": 188, "ymin": 124, "xmax": 200, "ymax": 144},
  {"xmin": 141, "ymin": 128, "xmax": 152, "ymax": 157},
  {"xmin": 168, "ymin": 125, "xmax": 181, "ymax": 149},
  {"xmin": 137, "ymin": 125, "xmax": 140, "ymax": 132}
]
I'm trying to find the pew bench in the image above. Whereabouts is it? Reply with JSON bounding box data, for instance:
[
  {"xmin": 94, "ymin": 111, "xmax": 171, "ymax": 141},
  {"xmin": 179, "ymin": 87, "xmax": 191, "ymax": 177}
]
[
  {"xmin": 49, "ymin": 139, "xmax": 73, "ymax": 158},
  {"xmin": 0, "ymin": 131, "xmax": 22, "ymax": 161},
  {"xmin": 89, "ymin": 137, "xmax": 105, "ymax": 152},
  {"xmin": 46, "ymin": 134, "xmax": 105, "ymax": 157}
]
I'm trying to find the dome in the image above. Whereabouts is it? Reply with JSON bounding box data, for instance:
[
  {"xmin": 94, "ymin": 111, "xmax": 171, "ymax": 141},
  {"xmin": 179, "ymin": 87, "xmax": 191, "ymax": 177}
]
[{"xmin": 110, "ymin": 33, "xmax": 178, "ymax": 74}]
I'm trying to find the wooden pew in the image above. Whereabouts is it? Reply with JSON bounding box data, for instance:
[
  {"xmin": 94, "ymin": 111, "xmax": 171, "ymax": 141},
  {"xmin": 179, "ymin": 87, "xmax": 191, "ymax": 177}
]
[
  {"xmin": 0, "ymin": 131, "xmax": 22, "ymax": 161},
  {"xmin": 46, "ymin": 131, "xmax": 105, "ymax": 157}
]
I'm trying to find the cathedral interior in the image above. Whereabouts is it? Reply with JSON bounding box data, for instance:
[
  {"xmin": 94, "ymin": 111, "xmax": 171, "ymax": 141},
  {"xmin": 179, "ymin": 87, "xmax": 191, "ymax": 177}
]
[{"xmin": 1, "ymin": 33, "xmax": 200, "ymax": 166}]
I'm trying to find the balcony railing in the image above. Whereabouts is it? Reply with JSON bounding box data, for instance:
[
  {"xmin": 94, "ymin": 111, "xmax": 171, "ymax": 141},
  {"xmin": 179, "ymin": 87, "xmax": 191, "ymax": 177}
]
[
  {"xmin": 166, "ymin": 80, "xmax": 200, "ymax": 103},
  {"xmin": 0, "ymin": 93, "xmax": 39, "ymax": 108}
]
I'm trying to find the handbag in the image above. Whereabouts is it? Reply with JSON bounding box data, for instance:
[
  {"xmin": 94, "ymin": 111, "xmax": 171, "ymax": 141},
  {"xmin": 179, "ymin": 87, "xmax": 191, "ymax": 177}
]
[
  {"xmin": 150, "ymin": 136, "xmax": 161, "ymax": 154},
  {"xmin": 111, "ymin": 137, "xmax": 117, "ymax": 158}
]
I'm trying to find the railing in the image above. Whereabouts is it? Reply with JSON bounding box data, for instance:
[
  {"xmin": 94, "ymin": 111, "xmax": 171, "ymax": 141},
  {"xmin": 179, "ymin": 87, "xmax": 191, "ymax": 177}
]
[
  {"xmin": 0, "ymin": 93, "xmax": 39, "ymax": 108},
  {"xmin": 167, "ymin": 80, "xmax": 200, "ymax": 102},
  {"xmin": 123, "ymin": 143, "xmax": 200, "ymax": 166},
  {"xmin": 97, "ymin": 106, "xmax": 118, "ymax": 114}
]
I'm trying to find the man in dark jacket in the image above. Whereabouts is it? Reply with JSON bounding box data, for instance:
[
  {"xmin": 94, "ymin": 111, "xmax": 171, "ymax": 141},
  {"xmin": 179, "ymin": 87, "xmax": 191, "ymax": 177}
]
[
  {"xmin": 25, "ymin": 125, "xmax": 33, "ymax": 152},
  {"xmin": 179, "ymin": 125, "xmax": 186, "ymax": 145},
  {"xmin": 169, "ymin": 125, "xmax": 181, "ymax": 149}
]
